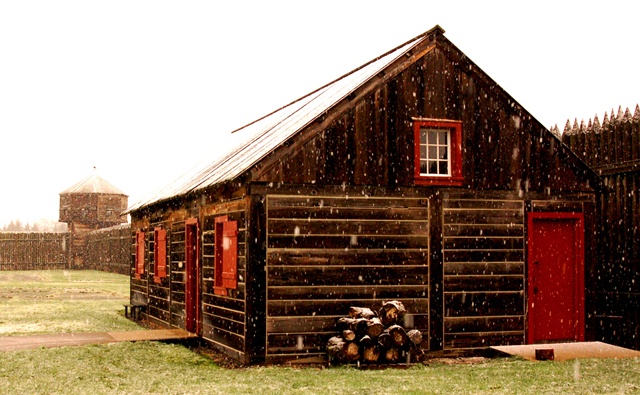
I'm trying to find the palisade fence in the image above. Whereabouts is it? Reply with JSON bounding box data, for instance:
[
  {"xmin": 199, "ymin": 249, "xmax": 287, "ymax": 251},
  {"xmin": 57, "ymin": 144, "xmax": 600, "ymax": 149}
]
[
  {"xmin": 84, "ymin": 224, "xmax": 131, "ymax": 275},
  {"xmin": 0, "ymin": 232, "xmax": 69, "ymax": 270},
  {"xmin": 0, "ymin": 224, "xmax": 131, "ymax": 274},
  {"xmin": 560, "ymin": 104, "xmax": 640, "ymax": 350}
]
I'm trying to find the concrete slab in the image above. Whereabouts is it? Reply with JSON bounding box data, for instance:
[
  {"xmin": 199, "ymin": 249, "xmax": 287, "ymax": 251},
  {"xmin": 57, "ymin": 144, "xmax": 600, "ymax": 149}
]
[
  {"xmin": 491, "ymin": 341, "xmax": 640, "ymax": 361},
  {"xmin": 0, "ymin": 329, "xmax": 197, "ymax": 352}
]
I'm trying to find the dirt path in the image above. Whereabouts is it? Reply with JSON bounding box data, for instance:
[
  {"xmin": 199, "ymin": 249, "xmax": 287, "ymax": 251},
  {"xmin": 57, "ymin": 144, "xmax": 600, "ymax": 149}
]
[{"xmin": 0, "ymin": 329, "xmax": 198, "ymax": 351}]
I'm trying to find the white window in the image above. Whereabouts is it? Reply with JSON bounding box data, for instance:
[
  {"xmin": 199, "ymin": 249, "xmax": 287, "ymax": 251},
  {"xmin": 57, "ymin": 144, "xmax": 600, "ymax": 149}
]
[{"xmin": 419, "ymin": 128, "xmax": 451, "ymax": 176}]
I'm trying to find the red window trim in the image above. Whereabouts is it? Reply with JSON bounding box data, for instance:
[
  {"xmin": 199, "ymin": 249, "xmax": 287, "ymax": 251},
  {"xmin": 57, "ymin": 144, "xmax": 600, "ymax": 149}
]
[
  {"xmin": 135, "ymin": 230, "xmax": 145, "ymax": 279},
  {"xmin": 413, "ymin": 118, "xmax": 463, "ymax": 186},
  {"xmin": 214, "ymin": 215, "xmax": 238, "ymax": 296},
  {"xmin": 153, "ymin": 227, "xmax": 167, "ymax": 283}
]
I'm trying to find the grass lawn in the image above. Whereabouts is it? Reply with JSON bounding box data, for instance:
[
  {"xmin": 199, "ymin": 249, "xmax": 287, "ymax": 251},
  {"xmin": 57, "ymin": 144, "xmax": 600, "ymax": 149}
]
[
  {"xmin": 0, "ymin": 270, "xmax": 139, "ymax": 335},
  {"xmin": 1, "ymin": 270, "xmax": 639, "ymax": 394}
]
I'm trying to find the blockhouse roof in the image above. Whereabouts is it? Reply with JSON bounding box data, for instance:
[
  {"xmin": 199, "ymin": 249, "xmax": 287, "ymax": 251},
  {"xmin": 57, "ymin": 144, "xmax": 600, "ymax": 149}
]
[{"xmin": 60, "ymin": 173, "xmax": 127, "ymax": 196}]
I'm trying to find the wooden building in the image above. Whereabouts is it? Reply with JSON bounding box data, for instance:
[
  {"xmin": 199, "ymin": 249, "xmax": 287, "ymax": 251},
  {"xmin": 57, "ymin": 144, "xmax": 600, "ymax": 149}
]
[
  {"xmin": 60, "ymin": 172, "xmax": 128, "ymax": 267},
  {"xmin": 126, "ymin": 26, "xmax": 603, "ymax": 364}
]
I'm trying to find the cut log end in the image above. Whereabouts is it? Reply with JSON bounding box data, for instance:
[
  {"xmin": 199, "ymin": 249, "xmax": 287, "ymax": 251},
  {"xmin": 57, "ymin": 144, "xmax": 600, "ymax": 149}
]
[
  {"xmin": 366, "ymin": 317, "xmax": 384, "ymax": 338},
  {"xmin": 388, "ymin": 324, "xmax": 408, "ymax": 348},
  {"xmin": 342, "ymin": 329, "xmax": 356, "ymax": 342},
  {"xmin": 363, "ymin": 345, "xmax": 381, "ymax": 363},
  {"xmin": 349, "ymin": 306, "xmax": 377, "ymax": 319},
  {"xmin": 379, "ymin": 300, "xmax": 406, "ymax": 326},
  {"xmin": 407, "ymin": 329, "xmax": 423, "ymax": 346},
  {"xmin": 385, "ymin": 347, "xmax": 400, "ymax": 363}
]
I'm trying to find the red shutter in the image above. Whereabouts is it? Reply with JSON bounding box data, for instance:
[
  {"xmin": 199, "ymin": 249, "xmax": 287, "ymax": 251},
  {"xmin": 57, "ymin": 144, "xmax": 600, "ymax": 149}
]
[
  {"xmin": 136, "ymin": 231, "xmax": 145, "ymax": 278},
  {"xmin": 221, "ymin": 220, "xmax": 238, "ymax": 289},
  {"xmin": 154, "ymin": 228, "xmax": 167, "ymax": 281}
]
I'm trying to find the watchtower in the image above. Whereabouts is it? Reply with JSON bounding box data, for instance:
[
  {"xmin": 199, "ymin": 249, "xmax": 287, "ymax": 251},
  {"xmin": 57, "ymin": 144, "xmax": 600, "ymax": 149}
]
[{"xmin": 59, "ymin": 172, "xmax": 128, "ymax": 267}]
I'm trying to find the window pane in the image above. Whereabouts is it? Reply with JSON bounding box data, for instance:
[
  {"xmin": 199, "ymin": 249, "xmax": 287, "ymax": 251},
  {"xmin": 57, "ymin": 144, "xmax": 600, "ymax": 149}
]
[
  {"xmin": 439, "ymin": 131, "xmax": 447, "ymax": 145},
  {"xmin": 428, "ymin": 161, "xmax": 437, "ymax": 174},
  {"xmin": 428, "ymin": 146, "xmax": 437, "ymax": 160},
  {"xmin": 439, "ymin": 146, "xmax": 448, "ymax": 160},
  {"xmin": 420, "ymin": 130, "xmax": 427, "ymax": 144},
  {"xmin": 420, "ymin": 145, "xmax": 427, "ymax": 160},
  {"xmin": 439, "ymin": 160, "xmax": 448, "ymax": 175},
  {"xmin": 427, "ymin": 130, "xmax": 437, "ymax": 144},
  {"xmin": 420, "ymin": 160, "xmax": 427, "ymax": 174}
]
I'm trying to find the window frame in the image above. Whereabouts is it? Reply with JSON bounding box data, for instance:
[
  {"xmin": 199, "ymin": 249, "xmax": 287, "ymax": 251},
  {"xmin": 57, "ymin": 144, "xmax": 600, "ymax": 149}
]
[
  {"xmin": 153, "ymin": 227, "xmax": 167, "ymax": 283},
  {"xmin": 135, "ymin": 230, "xmax": 145, "ymax": 279},
  {"xmin": 214, "ymin": 215, "xmax": 238, "ymax": 296},
  {"xmin": 413, "ymin": 118, "xmax": 463, "ymax": 186}
]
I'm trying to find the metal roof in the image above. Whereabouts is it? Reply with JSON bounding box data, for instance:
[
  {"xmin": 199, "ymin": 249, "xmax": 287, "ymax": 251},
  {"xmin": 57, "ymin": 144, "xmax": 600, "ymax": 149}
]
[
  {"xmin": 61, "ymin": 173, "xmax": 127, "ymax": 196},
  {"xmin": 127, "ymin": 30, "xmax": 433, "ymax": 213}
]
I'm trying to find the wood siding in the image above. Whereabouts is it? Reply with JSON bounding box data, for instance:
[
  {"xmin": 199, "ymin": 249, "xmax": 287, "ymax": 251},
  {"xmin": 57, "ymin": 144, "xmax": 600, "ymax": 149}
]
[
  {"xmin": 563, "ymin": 110, "xmax": 640, "ymax": 350},
  {"xmin": 84, "ymin": 225, "xmax": 130, "ymax": 274},
  {"xmin": 201, "ymin": 204, "xmax": 248, "ymax": 361},
  {"xmin": 127, "ymin": 29, "xmax": 602, "ymax": 363},
  {"xmin": 0, "ymin": 232, "xmax": 69, "ymax": 270},
  {"xmin": 168, "ymin": 221, "xmax": 185, "ymax": 328},
  {"xmin": 442, "ymin": 194, "xmax": 525, "ymax": 349},
  {"xmin": 255, "ymin": 39, "xmax": 593, "ymax": 196},
  {"xmin": 148, "ymin": 225, "xmax": 170, "ymax": 326},
  {"xmin": 130, "ymin": 228, "xmax": 148, "ymax": 306},
  {"xmin": 265, "ymin": 194, "xmax": 430, "ymax": 362},
  {"xmin": 59, "ymin": 193, "xmax": 127, "ymax": 227},
  {"xmin": 130, "ymin": 198, "xmax": 250, "ymax": 361}
]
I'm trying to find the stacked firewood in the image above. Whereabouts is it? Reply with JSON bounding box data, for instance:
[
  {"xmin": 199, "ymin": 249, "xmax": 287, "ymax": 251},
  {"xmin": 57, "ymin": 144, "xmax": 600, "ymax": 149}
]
[{"xmin": 326, "ymin": 301, "xmax": 423, "ymax": 364}]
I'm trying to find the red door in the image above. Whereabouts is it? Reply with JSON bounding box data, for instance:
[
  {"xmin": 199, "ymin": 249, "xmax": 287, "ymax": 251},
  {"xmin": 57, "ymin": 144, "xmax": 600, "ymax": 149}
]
[
  {"xmin": 185, "ymin": 218, "xmax": 201, "ymax": 334},
  {"xmin": 527, "ymin": 212, "xmax": 584, "ymax": 343}
]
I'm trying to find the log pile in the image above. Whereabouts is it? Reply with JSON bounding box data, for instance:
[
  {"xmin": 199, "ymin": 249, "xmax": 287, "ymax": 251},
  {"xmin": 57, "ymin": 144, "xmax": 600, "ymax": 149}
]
[{"xmin": 326, "ymin": 301, "xmax": 423, "ymax": 365}]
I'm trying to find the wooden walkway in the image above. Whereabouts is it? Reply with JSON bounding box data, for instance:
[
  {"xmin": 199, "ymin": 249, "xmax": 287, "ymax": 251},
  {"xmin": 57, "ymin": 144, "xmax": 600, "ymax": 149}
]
[
  {"xmin": 0, "ymin": 329, "xmax": 198, "ymax": 352},
  {"xmin": 491, "ymin": 341, "xmax": 640, "ymax": 361}
]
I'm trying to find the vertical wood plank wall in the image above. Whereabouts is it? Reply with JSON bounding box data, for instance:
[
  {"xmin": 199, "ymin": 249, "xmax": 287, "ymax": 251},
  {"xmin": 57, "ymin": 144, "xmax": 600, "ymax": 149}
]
[
  {"xmin": 563, "ymin": 111, "xmax": 640, "ymax": 349},
  {"xmin": 265, "ymin": 194, "xmax": 430, "ymax": 363},
  {"xmin": 84, "ymin": 225, "xmax": 130, "ymax": 274},
  {"xmin": 442, "ymin": 194, "xmax": 525, "ymax": 349},
  {"xmin": 0, "ymin": 232, "xmax": 68, "ymax": 270}
]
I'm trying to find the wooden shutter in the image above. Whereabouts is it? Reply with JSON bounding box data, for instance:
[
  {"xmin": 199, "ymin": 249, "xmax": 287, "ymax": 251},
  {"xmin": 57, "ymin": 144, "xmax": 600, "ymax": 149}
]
[
  {"xmin": 154, "ymin": 228, "xmax": 167, "ymax": 280},
  {"xmin": 221, "ymin": 220, "xmax": 238, "ymax": 289},
  {"xmin": 135, "ymin": 231, "xmax": 145, "ymax": 278}
]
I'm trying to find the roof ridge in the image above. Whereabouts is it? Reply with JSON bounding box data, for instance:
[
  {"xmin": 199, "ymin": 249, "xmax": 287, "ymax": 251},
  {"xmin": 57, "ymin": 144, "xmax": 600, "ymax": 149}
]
[
  {"xmin": 126, "ymin": 25, "xmax": 444, "ymax": 213},
  {"xmin": 60, "ymin": 173, "xmax": 127, "ymax": 196},
  {"xmin": 230, "ymin": 25, "xmax": 445, "ymax": 135}
]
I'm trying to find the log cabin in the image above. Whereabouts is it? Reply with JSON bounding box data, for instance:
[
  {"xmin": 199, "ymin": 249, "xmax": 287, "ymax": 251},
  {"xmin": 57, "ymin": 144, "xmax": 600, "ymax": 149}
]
[{"xmin": 125, "ymin": 25, "xmax": 603, "ymax": 364}]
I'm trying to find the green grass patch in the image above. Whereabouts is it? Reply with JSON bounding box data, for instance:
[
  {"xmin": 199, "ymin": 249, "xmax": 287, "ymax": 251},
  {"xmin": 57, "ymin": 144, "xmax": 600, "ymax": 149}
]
[
  {"xmin": 1, "ymin": 270, "xmax": 639, "ymax": 394},
  {"xmin": 0, "ymin": 270, "xmax": 139, "ymax": 335},
  {"xmin": 1, "ymin": 343, "xmax": 639, "ymax": 394}
]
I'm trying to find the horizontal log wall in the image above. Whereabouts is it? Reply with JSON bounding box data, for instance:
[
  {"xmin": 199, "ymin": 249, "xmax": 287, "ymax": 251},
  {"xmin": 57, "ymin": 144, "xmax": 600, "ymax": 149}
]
[
  {"xmin": 442, "ymin": 195, "xmax": 525, "ymax": 349},
  {"xmin": 169, "ymin": 221, "xmax": 185, "ymax": 328},
  {"xmin": 129, "ymin": 198, "xmax": 250, "ymax": 361},
  {"xmin": 201, "ymin": 204, "xmax": 248, "ymax": 361},
  {"xmin": 84, "ymin": 224, "xmax": 131, "ymax": 274},
  {"xmin": 563, "ymin": 107, "xmax": 640, "ymax": 349},
  {"xmin": 265, "ymin": 194, "xmax": 430, "ymax": 363},
  {"xmin": 130, "ymin": 228, "xmax": 147, "ymax": 306},
  {"xmin": 0, "ymin": 232, "xmax": 69, "ymax": 270},
  {"xmin": 148, "ymin": 225, "xmax": 169, "ymax": 326}
]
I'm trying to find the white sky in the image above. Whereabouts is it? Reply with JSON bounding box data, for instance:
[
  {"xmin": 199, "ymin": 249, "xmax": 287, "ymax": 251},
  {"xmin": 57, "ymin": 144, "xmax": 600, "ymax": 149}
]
[{"xmin": 1, "ymin": 1, "xmax": 638, "ymax": 226}]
